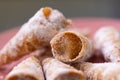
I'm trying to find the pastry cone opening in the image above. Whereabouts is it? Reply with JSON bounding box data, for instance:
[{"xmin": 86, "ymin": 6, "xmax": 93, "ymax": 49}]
[
  {"xmin": 54, "ymin": 71, "xmax": 86, "ymax": 80},
  {"xmin": 43, "ymin": 7, "xmax": 51, "ymax": 18},
  {"xmin": 50, "ymin": 31, "xmax": 83, "ymax": 62},
  {"xmin": 6, "ymin": 74, "xmax": 37, "ymax": 80},
  {"xmin": 5, "ymin": 57, "xmax": 45, "ymax": 80}
]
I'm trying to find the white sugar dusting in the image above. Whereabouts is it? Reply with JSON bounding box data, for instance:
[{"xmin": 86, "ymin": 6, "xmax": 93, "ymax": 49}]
[{"xmin": 0, "ymin": 7, "xmax": 69, "ymax": 65}]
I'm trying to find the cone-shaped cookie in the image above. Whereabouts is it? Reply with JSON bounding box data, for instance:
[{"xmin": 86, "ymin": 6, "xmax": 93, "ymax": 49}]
[
  {"xmin": 5, "ymin": 56, "xmax": 44, "ymax": 80},
  {"xmin": 102, "ymin": 40, "xmax": 120, "ymax": 62},
  {"xmin": 94, "ymin": 27, "xmax": 120, "ymax": 50},
  {"xmin": 0, "ymin": 7, "xmax": 70, "ymax": 66},
  {"xmin": 80, "ymin": 62, "xmax": 120, "ymax": 80},
  {"xmin": 94, "ymin": 27, "xmax": 120, "ymax": 62},
  {"xmin": 50, "ymin": 31, "xmax": 93, "ymax": 63},
  {"xmin": 42, "ymin": 58, "xmax": 86, "ymax": 80}
]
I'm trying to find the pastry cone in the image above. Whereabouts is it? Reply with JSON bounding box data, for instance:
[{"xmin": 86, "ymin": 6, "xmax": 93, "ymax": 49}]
[
  {"xmin": 94, "ymin": 27, "xmax": 120, "ymax": 62},
  {"xmin": 102, "ymin": 40, "xmax": 120, "ymax": 61},
  {"xmin": 0, "ymin": 7, "xmax": 70, "ymax": 66},
  {"xmin": 94, "ymin": 27, "xmax": 120, "ymax": 49},
  {"xmin": 80, "ymin": 62, "xmax": 120, "ymax": 80},
  {"xmin": 42, "ymin": 58, "xmax": 86, "ymax": 80},
  {"xmin": 5, "ymin": 56, "xmax": 44, "ymax": 80},
  {"xmin": 50, "ymin": 31, "xmax": 93, "ymax": 63}
]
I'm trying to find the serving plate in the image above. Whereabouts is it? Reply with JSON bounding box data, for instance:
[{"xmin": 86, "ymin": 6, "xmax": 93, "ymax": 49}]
[{"xmin": 0, "ymin": 18, "xmax": 120, "ymax": 80}]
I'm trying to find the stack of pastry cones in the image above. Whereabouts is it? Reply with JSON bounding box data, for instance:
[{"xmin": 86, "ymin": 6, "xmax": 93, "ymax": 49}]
[{"xmin": 1, "ymin": 7, "xmax": 120, "ymax": 80}]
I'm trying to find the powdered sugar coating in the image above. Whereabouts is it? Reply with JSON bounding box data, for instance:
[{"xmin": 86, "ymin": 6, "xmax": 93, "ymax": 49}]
[
  {"xmin": 94, "ymin": 26, "xmax": 120, "ymax": 49},
  {"xmin": 51, "ymin": 31, "xmax": 93, "ymax": 63},
  {"xmin": 94, "ymin": 26, "xmax": 120, "ymax": 62},
  {"xmin": 102, "ymin": 40, "xmax": 120, "ymax": 61},
  {"xmin": 0, "ymin": 7, "xmax": 70, "ymax": 66},
  {"xmin": 42, "ymin": 58, "xmax": 86, "ymax": 80},
  {"xmin": 81, "ymin": 62, "xmax": 120, "ymax": 80},
  {"xmin": 5, "ymin": 57, "xmax": 44, "ymax": 80}
]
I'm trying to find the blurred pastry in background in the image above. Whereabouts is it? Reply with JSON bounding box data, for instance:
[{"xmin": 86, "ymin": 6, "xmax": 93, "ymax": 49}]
[
  {"xmin": 94, "ymin": 27, "xmax": 120, "ymax": 62},
  {"xmin": 80, "ymin": 62, "xmax": 120, "ymax": 80}
]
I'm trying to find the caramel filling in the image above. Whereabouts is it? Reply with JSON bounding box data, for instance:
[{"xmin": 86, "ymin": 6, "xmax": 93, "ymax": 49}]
[
  {"xmin": 43, "ymin": 7, "xmax": 51, "ymax": 18},
  {"xmin": 51, "ymin": 32, "xmax": 82, "ymax": 61}
]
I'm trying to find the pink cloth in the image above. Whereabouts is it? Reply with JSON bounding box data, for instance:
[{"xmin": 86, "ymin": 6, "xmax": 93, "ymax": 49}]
[{"xmin": 0, "ymin": 18, "xmax": 120, "ymax": 80}]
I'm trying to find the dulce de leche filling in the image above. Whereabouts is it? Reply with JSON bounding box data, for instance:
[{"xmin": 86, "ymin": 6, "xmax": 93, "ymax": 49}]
[
  {"xmin": 51, "ymin": 32, "xmax": 82, "ymax": 62},
  {"xmin": 43, "ymin": 7, "xmax": 51, "ymax": 18}
]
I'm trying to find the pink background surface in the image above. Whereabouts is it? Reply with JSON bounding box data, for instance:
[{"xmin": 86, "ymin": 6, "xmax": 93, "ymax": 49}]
[{"xmin": 0, "ymin": 18, "xmax": 120, "ymax": 80}]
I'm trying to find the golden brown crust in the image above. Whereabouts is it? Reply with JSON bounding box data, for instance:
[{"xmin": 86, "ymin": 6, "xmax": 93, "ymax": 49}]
[
  {"xmin": 51, "ymin": 32, "xmax": 82, "ymax": 60},
  {"xmin": 50, "ymin": 31, "xmax": 92, "ymax": 63}
]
